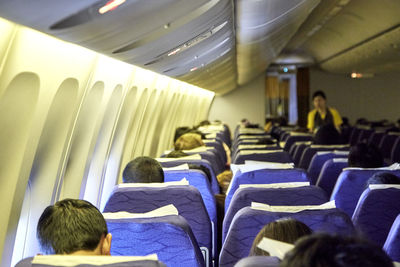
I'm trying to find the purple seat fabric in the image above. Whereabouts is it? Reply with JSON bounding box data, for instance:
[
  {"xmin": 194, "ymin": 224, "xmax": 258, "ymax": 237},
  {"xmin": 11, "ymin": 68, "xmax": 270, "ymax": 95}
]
[
  {"xmin": 225, "ymin": 168, "xmax": 309, "ymax": 213},
  {"xmin": 15, "ymin": 257, "xmax": 167, "ymax": 267},
  {"xmin": 106, "ymin": 215, "xmax": 204, "ymax": 267},
  {"xmin": 223, "ymin": 186, "xmax": 328, "ymax": 242},
  {"xmin": 352, "ymin": 187, "xmax": 400, "ymax": 247},
  {"xmin": 292, "ymin": 143, "xmax": 310, "ymax": 165},
  {"xmin": 383, "ymin": 214, "xmax": 400, "ymax": 262},
  {"xmin": 349, "ymin": 128, "xmax": 362, "ymax": 145},
  {"xmin": 282, "ymin": 135, "xmax": 313, "ymax": 152},
  {"xmin": 232, "ymin": 146, "xmax": 280, "ymax": 163},
  {"xmin": 367, "ymin": 131, "xmax": 385, "ymax": 146},
  {"xmin": 219, "ymin": 207, "xmax": 354, "ymax": 267},
  {"xmin": 164, "ymin": 169, "xmax": 217, "ymax": 257},
  {"xmin": 357, "ymin": 129, "xmax": 374, "ymax": 143},
  {"xmin": 234, "ymin": 256, "xmax": 280, "ymax": 267},
  {"xmin": 159, "ymin": 159, "xmax": 220, "ymax": 194},
  {"xmin": 103, "ymin": 185, "xmax": 212, "ymax": 258},
  {"xmin": 233, "ymin": 151, "xmax": 292, "ymax": 165},
  {"xmin": 380, "ymin": 134, "xmax": 400, "ymax": 164},
  {"xmin": 316, "ymin": 158, "xmax": 348, "ymax": 197},
  {"xmin": 392, "ymin": 137, "xmax": 400, "ymax": 163},
  {"xmin": 183, "ymin": 150, "xmax": 224, "ymax": 176},
  {"xmin": 330, "ymin": 169, "xmax": 400, "ymax": 217},
  {"xmin": 307, "ymin": 151, "xmax": 349, "ymax": 185},
  {"xmin": 298, "ymin": 145, "xmax": 349, "ymax": 170},
  {"xmin": 205, "ymin": 140, "xmax": 227, "ymax": 165}
]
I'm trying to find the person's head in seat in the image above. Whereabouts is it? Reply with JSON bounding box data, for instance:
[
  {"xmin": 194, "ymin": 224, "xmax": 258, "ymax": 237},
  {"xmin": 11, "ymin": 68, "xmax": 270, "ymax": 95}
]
[
  {"xmin": 348, "ymin": 142, "xmax": 384, "ymax": 168},
  {"xmin": 37, "ymin": 198, "xmax": 112, "ymax": 255},
  {"xmin": 123, "ymin": 156, "xmax": 164, "ymax": 183},
  {"xmin": 365, "ymin": 172, "xmax": 400, "ymax": 189},
  {"xmin": 249, "ymin": 218, "xmax": 312, "ymax": 256},
  {"xmin": 280, "ymin": 233, "xmax": 394, "ymax": 267},
  {"xmin": 174, "ymin": 133, "xmax": 204, "ymax": 151}
]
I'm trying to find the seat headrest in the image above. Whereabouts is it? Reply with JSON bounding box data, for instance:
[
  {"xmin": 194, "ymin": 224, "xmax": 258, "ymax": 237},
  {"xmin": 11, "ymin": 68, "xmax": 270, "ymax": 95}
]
[
  {"xmin": 103, "ymin": 205, "xmax": 178, "ymax": 219},
  {"xmin": 369, "ymin": 184, "xmax": 400, "ymax": 190},
  {"xmin": 251, "ymin": 200, "xmax": 336, "ymax": 213},
  {"xmin": 239, "ymin": 182, "xmax": 310, "ymax": 189},
  {"xmin": 332, "ymin": 158, "xmax": 348, "ymax": 163},
  {"xmin": 231, "ymin": 162, "xmax": 294, "ymax": 174},
  {"xmin": 344, "ymin": 163, "xmax": 400, "ymax": 171},
  {"xmin": 238, "ymin": 149, "xmax": 283, "ymax": 156},
  {"xmin": 156, "ymin": 154, "xmax": 202, "ymax": 162},
  {"xmin": 31, "ymin": 254, "xmax": 158, "ymax": 266},
  {"xmin": 117, "ymin": 178, "xmax": 189, "ymax": 188},
  {"xmin": 257, "ymin": 237, "xmax": 294, "ymax": 260},
  {"xmin": 163, "ymin": 164, "xmax": 189, "ymax": 171}
]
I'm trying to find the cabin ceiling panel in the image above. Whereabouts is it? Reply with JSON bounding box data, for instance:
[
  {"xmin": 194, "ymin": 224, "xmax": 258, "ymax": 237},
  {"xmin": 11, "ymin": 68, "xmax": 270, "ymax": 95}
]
[{"xmin": 235, "ymin": 0, "xmax": 320, "ymax": 85}]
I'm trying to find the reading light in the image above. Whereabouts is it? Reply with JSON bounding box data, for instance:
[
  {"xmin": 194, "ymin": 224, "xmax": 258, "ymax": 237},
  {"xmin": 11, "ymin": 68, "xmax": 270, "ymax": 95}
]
[{"xmin": 99, "ymin": 0, "xmax": 126, "ymax": 14}]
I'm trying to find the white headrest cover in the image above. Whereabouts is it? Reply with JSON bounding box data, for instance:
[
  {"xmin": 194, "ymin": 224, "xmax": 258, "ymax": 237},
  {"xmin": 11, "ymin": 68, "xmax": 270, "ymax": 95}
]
[
  {"xmin": 156, "ymin": 154, "xmax": 202, "ymax": 162},
  {"xmin": 344, "ymin": 163, "xmax": 400, "ymax": 171},
  {"xmin": 257, "ymin": 237, "xmax": 294, "ymax": 260},
  {"xmin": 369, "ymin": 184, "xmax": 400, "ymax": 190},
  {"xmin": 251, "ymin": 200, "xmax": 336, "ymax": 213},
  {"xmin": 239, "ymin": 149, "xmax": 283, "ymax": 156},
  {"xmin": 103, "ymin": 204, "xmax": 178, "ymax": 219},
  {"xmin": 118, "ymin": 178, "xmax": 189, "ymax": 188},
  {"xmin": 239, "ymin": 182, "xmax": 310, "ymax": 189},
  {"xmin": 233, "ymin": 161, "xmax": 294, "ymax": 174},
  {"xmin": 332, "ymin": 158, "xmax": 348, "ymax": 163},
  {"xmin": 163, "ymin": 164, "xmax": 189, "ymax": 171},
  {"xmin": 32, "ymin": 254, "xmax": 158, "ymax": 266}
]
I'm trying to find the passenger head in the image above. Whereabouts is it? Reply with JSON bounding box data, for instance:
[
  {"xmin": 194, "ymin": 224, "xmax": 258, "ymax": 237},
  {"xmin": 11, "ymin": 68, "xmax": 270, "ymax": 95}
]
[
  {"xmin": 198, "ymin": 120, "xmax": 211, "ymax": 127},
  {"xmin": 216, "ymin": 170, "xmax": 233, "ymax": 194},
  {"xmin": 122, "ymin": 156, "xmax": 164, "ymax": 183},
  {"xmin": 37, "ymin": 198, "xmax": 111, "ymax": 255},
  {"xmin": 166, "ymin": 150, "xmax": 189, "ymax": 158},
  {"xmin": 249, "ymin": 218, "xmax": 312, "ymax": 256},
  {"xmin": 280, "ymin": 233, "xmax": 394, "ymax": 267},
  {"xmin": 312, "ymin": 90, "xmax": 327, "ymax": 110},
  {"xmin": 365, "ymin": 172, "xmax": 400, "ymax": 188},
  {"xmin": 173, "ymin": 126, "xmax": 191, "ymax": 142},
  {"xmin": 314, "ymin": 124, "xmax": 342, "ymax": 145},
  {"xmin": 348, "ymin": 142, "xmax": 383, "ymax": 168},
  {"xmin": 174, "ymin": 133, "xmax": 204, "ymax": 151}
]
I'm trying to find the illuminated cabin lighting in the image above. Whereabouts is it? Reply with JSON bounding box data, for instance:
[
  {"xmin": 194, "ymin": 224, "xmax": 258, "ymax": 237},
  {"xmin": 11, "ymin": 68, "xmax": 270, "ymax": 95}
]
[
  {"xmin": 99, "ymin": 0, "xmax": 126, "ymax": 14},
  {"xmin": 283, "ymin": 67, "xmax": 288, "ymax": 73},
  {"xmin": 190, "ymin": 67, "xmax": 198, "ymax": 72},
  {"xmin": 351, "ymin": 72, "xmax": 363, "ymax": 78},
  {"xmin": 168, "ymin": 48, "xmax": 181, "ymax": 57}
]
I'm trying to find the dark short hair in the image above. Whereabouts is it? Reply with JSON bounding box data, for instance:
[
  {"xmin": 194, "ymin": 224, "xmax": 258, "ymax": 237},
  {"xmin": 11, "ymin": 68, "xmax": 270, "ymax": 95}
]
[
  {"xmin": 122, "ymin": 156, "xmax": 164, "ymax": 183},
  {"xmin": 312, "ymin": 90, "xmax": 326, "ymax": 100},
  {"xmin": 166, "ymin": 150, "xmax": 189, "ymax": 158},
  {"xmin": 37, "ymin": 199, "xmax": 108, "ymax": 254},
  {"xmin": 249, "ymin": 218, "xmax": 312, "ymax": 256},
  {"xmin": 280, "ymin": 233, "xmax": 394, "ymax": 267},
  {"xmin": 365, "ymin": 172, "xmax": 400, "ymax": 188},
  {"xmin": 348, "ymin": 142, "xmax": 383, "ymax": 168}
]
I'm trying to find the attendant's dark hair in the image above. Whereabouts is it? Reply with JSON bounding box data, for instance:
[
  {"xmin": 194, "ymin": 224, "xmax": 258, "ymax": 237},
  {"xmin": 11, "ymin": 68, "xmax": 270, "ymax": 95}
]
[
  {"xmin": 249, "ymin": 218, "xmax": 312, "ymax": 256},
  {"xmin": 37, "ymin": 199, "xmax": 108, "ymax": 254},
  {"xmin": 280, "ymin": 233, "xmax": 394, "ymax": 267},
  {"xmin": 312, "ymin": 90, "xmax": 326, "ymax": 100},
  {"xmin": 122, "ymin": 156, "xmax": 164, "ymax": 183},
  {"xmin": 348, "ymin": 142, "xmax": 383, "ymax": 168}
]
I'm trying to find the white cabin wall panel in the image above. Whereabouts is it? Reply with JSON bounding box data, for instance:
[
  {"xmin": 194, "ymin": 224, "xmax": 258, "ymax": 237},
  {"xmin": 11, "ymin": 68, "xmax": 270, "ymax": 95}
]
[
  {"xmin": 310, "ymin": 68, "xmax": 400, "ymax": 123},
  {"xmin": 209, "ymin": 73, "xmax": 266, "ymax": 132}
]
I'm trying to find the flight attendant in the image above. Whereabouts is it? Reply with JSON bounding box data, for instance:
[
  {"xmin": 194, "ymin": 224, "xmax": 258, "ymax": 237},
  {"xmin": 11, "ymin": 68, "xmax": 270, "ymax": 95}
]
[{"xmin": 307, "ymin": 91, "xmax": 342, "ymax": 133}]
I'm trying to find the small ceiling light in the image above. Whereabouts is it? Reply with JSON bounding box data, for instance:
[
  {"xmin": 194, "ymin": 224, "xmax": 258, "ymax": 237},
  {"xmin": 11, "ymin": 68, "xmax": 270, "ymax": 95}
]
[
  {"xmin": 99, "ymin": 0, "xmax": 126, "ymax": 14},
  {"xmin": 190, "ymin": 67, "xmax": 198, "ymax": 72},
  {"xmin": 164, "ymin": 23, "xmax": 170, "ymax": 29},
  {"xmin": 351, "ymin": 72, "xmax": 362, "ymax": 78}
]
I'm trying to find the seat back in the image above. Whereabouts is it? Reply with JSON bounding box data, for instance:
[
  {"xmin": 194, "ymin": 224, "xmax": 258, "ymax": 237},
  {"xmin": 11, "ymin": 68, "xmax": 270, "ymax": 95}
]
[
  {"xmin": 282, "ymin": 135, "xmax": 313, "ymax": 152},
  {"xmin": 219, "ymin": 206, "xmax": 354, "ymax": 267},
  {"xmin": 383, "ymin": 214, "xmax": 400, "ymax": 262},
  {"xmin": 298, "ymin": 145, "xmax": 349, "ymax": 170},
  {"xmin": 379, "ymin": 134, "xmax": 399, "ymax": 163},
  {"xmin": 330, "ymin": 168, "xmax": 400, "ymax": 217},
  {"xmin": 15, "ymin": 256, "xmax": 167, "ymax": 267},
  {"xmin": 225, "ymin": 168, "xmax": 309, "ymax": 213},
  {"xmin": 391, "ymin": 136, "xmax": 400, "ymax": 163},
  {"xmin": 159, "ymin": 159, "xmax": 220, "ymax": 194},
  {"xmin": 103, "ymin": 185, "xmax": 212, "ymax": 259},
  {"xmin": 352, "ymin": 186, "xmax": 400, "ymax": 246},
  {"xmin": 164, "ymin": 169, "xmax": 217, "ymax": 258},
  {"xmin": 223, "ymin": 186, "xmax": 328, "ymax": 242},
  {"xmin": 106, "ymin": 215, "xmax": 205, "ymax": 267},
  {"xmin": 232, "ymin": 145, "xmax": 280, "ymax": 163},
  {"xmin": 233, "ymin": 150, "xmax": 292, "ymax": 165},
  {"xmin": 307, "ymin": 151, "xmax": 349, "ymax": 185},
  {"xmin": 316, "ymin": 158, "xmax": 348, "ymax": 196}
]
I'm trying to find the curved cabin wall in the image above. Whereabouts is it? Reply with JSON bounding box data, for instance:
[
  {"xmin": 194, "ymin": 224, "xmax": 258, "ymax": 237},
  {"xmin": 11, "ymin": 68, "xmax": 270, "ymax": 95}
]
[{"xmin": 0, "ymin": 17, "xmax": 214, "ymax": 266}]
